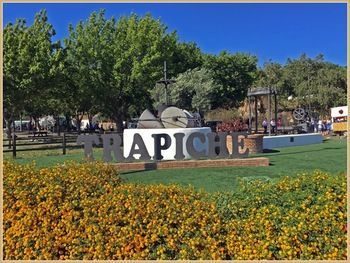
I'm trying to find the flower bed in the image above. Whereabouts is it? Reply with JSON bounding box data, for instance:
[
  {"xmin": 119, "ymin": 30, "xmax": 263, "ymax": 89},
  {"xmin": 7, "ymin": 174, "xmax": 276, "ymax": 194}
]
[
  {"xmin": 213, "ymin": 171, "xmax": 347, "ymax": 259},
  {"xmin": 4, "ymin": 161, "xmax": 347, "ymax": 260},
  {"xmin": 217, "ymin": 119, "xmax": 263, "ymax": 154}
]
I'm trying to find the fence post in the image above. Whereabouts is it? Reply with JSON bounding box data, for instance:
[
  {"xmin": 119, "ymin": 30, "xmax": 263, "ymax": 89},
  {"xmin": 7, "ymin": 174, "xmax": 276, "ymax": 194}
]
[
  {"xmin": 62, "ymin": 132, "xmax": 66, "ymax": 155},
  {"xmin": 12, "ymin": 133, "xmax": 16, "ymax": 158},
  {"xmin": 8, "ymin": 136, "xmax": 12, "ymax": 149}
]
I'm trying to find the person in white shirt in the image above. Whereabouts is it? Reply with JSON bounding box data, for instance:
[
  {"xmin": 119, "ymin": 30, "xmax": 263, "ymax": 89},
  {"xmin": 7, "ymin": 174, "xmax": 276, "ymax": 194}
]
[
  {"xmin": 262, "ymin": 118, "xmax": 268, "ymax": 134},
  {"xmin": 318, "ymin": 120, "xmax": 323, "ymax": 133},
  {"xmin": 270, "ymin": 119, "xmax": 276, "ymax": 133}
]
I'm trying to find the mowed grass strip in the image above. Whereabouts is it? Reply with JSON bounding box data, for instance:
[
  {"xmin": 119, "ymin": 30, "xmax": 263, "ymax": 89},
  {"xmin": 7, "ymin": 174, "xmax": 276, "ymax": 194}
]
[
  {"xmin": 119, "ymin": 138, "xmax": 346, "ymax": 192},
  {"xmin": 3, "ymin": 137, "xmax": 346, "ymax": 192}
]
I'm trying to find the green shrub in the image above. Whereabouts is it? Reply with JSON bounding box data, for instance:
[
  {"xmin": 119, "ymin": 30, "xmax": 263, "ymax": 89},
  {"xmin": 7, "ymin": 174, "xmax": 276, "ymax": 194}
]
[
  {"xmin": 4, "ymin": 161, "xmax": 347, "ymax": 260},
  {"xmin": 212, "ymin": 171, "xmax": 347, "ymax": 259}
]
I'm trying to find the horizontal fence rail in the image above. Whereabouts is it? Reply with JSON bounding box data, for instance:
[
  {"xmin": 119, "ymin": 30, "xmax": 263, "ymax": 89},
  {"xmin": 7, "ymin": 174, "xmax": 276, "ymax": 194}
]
[{"xmin": 3, "ymin": 132, "xmax": 123, "ymax": 158}]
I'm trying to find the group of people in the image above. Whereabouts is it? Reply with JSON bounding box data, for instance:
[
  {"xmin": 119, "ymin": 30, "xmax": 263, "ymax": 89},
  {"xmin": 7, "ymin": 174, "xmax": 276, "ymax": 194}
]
[
  {"xmin": 314, "ymin": 119, "xmax": 332, "ymax": 135},
  {"xmin": 262, "ymin": 117, "xmax": 333, "ymax": 135},
  {"xmin": 262, "ymin": 118, "xmax": 282, "ymax": 134},
  {"xmin": 84, "ymin": 122, "xmax": 117, "ymax": 133},
  {"xmin": 85, "ymin": 122, "xmax": 105, "ymax": 133}
]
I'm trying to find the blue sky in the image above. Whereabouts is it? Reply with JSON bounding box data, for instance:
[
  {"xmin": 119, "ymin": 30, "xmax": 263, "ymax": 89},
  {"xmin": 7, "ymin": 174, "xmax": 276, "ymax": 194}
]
[{"xmin": 3, "ymin": 3, "xmax": 347, "ymax": 67}]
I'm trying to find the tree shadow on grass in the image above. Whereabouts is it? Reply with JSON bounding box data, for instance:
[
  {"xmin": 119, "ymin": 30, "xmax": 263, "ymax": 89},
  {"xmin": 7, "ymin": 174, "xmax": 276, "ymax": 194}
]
[
  {"xmin": 120, "ymin": 170, "xmax": 148, "ymax": 175},
  {"xmin": 323, "ymin": 147, "xmax": 342, "ymax": 150},
  {"xmin": 262, "ymin": 147, "xmax": 343, "ymax": 157},
  {"xmin": 263, "ymin": 149, "xmax": 280, "ymax": 153}
]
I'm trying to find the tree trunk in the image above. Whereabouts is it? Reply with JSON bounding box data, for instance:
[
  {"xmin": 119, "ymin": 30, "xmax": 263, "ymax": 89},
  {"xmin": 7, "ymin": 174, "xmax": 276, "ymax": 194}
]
[
  {"xmin": 20, "ymin": 114, "xmax": 23, "ymax": 132},
  {"xmin": 33, "ymin": 116, "xmax": 39, "ymax": 131},
  {"xmin": 65, "ymin": 113, "xmax": 71, "ymax": 132},
  {"xmin": 5, "ymin": 116, "xmax": 13, "ymax": 149},
  {"xmin": 88, "ymin": 113, "xmax": 93, "ymax": 131},
  {"xmin": 112, "ymin": 114, "xmax": 124, "ymax": 134},
  {"xmin": 76, "ymin": 116, "xmax": 81, "ymax": 134},
  {"xmin": 56, "ymin": 116, "xmax": 61, "ymax": 136},
  {"xmin": 75, "ymin": 112, "xmax": 84, "ymax": 134},
  {"xmin": 29, "ymin": 116, "xmax": 33, "ymax": 131}
]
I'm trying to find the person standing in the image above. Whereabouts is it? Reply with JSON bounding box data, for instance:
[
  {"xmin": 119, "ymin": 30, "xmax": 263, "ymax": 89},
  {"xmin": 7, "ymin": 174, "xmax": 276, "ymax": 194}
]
[
  {"xmin": 326, "ymin": 119, "xmax": 332, "ymax": 135},
  {"xmin": 262, "ymin": 118, "xmax": 268, "ymax": 134},
  {"xmin": 270, "ymin": 119, "xmax": 276, "ymax": 133},
  {"xmin": 318, "ymin": 120, "xmax": 323, "ymax": 134},
  {"xmin": 310, "ymin": 118, "xmax": 315, "ymax": 133}
]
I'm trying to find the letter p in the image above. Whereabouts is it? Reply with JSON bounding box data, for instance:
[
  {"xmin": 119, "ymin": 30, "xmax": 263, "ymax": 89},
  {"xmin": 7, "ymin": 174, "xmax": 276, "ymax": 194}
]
[{"xmin": 152, "ymin": 133, "xmax": 171, "ymax": 160}]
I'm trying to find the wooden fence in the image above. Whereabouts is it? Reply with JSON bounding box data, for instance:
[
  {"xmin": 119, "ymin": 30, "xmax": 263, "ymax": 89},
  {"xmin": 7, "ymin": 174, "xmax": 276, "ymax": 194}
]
[
  {"xmin": 3, "ymin": 133, "xmax": 79, "ymax": 158},
  {"xmin": 3, "ymin": 131, "xmax": 123, "ymax": 158},
  {"xmin": 3, "ymin": 132, "xmax": 122, "ymax": 158}
]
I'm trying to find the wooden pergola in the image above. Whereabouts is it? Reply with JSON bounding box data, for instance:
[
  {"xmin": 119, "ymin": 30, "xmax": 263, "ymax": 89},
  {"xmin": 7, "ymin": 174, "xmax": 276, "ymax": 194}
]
[{"xmin": 247, "ymin": 87, "xmax": 278, "ymax": 135}]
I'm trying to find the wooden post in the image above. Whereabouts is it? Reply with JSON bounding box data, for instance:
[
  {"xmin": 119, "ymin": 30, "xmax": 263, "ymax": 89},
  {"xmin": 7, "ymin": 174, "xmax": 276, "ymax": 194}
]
[
  {"xmin": 62, "ymin": 133, "xmax": 66, "ymax": 155},
  {"xmin": 12, "ymin": 133, "xmax": 16, "ymax": 158}
]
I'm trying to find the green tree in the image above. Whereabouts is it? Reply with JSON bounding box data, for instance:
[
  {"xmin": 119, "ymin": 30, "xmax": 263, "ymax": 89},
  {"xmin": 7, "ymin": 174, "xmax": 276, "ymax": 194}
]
[
  {"xmin": 64, "ymin": 11, "xmax": 204, "ymax": 132},
  {"xmin": 164, "ymin": 41, "xmax": 204, "ymax": 77},
  {"xmin": 4, "ymin": 10, "xmax": 60, "ymax": 136},
  {"xmin": 98, "ymin": 13, "xmax": 177, "ymax": 131},
  {"xmin": 283, "ymin": 54, "xmax": 347, "ymax": 113},
  {"xmin": 151, "ymin": 68, "xmax": 218, "ymax": 112},
  {"xmin": 254, "ymin": 61, "xmax": 295, "ymax": 112},
  {"xmin": 204, "ymin": 51, "xmax": 258, "ymax": 109},
  {"xmin": 3, "ymin": 18, "xmax": 27, "ymax": 135},
  {"xmin": 64, "ymin": 10, "xmax": 116, "ymax": 131},
  {"xmin": 283, "ymin": 54, "xmax": 323, "ymax": 106},
  {"xmin": 150, "ymin": 39, "xmax": 204, "ymax": 111},
  {"xmin": 314, "ymin": 63, "xmax": 347, "ymax": 114},
  {"xmin": 255, "ymin": 61, "xmax": 293, "ymax": 97}
]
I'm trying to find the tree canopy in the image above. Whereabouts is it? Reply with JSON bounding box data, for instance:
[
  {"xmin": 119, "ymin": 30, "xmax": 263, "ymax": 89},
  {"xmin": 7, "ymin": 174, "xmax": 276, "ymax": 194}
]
[
  {"xmin": 254, "ymin": 54, "xmax": 347, "ymax": 115},
  {"xmin": 4, "ymin": 10, "xmax": 62, "ymax": 134},
  {"xmin": 204, "ymin": 51, "xmax": 258, "ymax": 109},
  {"xmin": 151, "ymin": 68, "xmax": 219, "ymax": 113},
  {"xmin": 3, "ymin": 9, "xmax": 347, "ymax": 132}
]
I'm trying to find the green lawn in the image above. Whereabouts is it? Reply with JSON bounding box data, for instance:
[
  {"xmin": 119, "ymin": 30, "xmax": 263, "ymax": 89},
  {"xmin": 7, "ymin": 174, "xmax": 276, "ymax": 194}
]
[
  {"xmin": 4, "ymin": 137, "xmax": 347, "ymax": 193},
  {"xmin": 3, "ymin": 147, "xmax": 104, "ymax": 167},
  {"xmin": 119, "ymin": 138, "xmax": 347, "ymax": 192}
]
